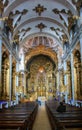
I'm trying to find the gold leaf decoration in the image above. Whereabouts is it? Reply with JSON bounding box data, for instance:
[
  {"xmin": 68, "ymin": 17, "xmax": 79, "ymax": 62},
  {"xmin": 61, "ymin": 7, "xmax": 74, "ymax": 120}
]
[{"xmin": 33, "ymin": 4, "xmax": 47, "ymax": 16}]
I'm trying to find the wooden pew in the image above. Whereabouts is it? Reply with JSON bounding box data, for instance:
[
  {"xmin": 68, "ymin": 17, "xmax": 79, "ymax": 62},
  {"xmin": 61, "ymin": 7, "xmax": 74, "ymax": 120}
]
[
  {"xmin": 0, "ymin": 120, "xmax": 26, "ymax": 130},
  {"xmin": 0, "ymin": 101, "xmax": 38, "ymax": 130},
  {"xmin": 56, "ymin": 119, "xmax": 82, "ymax": 130},
  {"xmin": 0, "ymin": 127, "xmax": 20, "ymax": 130},
  {"xmin": 65, "ymin": 128, "xmax": 82, "ymax": 130},
  {"xmin": 45, "ymin": 101, "xmax": 82, "ymax": 130}
]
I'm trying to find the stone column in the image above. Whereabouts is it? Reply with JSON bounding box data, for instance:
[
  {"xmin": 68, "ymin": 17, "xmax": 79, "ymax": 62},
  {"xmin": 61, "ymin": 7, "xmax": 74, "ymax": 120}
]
[
  {"xmin": 2, "ymin": 64, "xmax": 7, "ymax": 98},
  {"xmin": 57, "ymin": 50, "xmax": 61, "ymax": 94},
  {"xmin": 15, "ymin": 64, "xmax": 19, "ymax": 104},
  {"xmin": 63, "ymin": 61, "xmax": 68, "ymax": 103},
  {"xmin": 19, "ymin": 73, "xmax": 22, "ymax": 86},
  {"xmin": 0, "ymin": 17, "xmax": 4, "ymax": 97},
  {"xmin": 57, "ymin": 70, "xmax": 60, "ymax": 93},
  {"xmin": 79, "ymin": 35, "xmax": 82, "ymax": 93},
  {"xmin": 75, "ymin": 63, "xmax": 81, "ymax": 98},
  {"xmin": 80, "ymin": 30, "xmax": 82, "ymax": 54},
  {"xmin": 9, "ymin": 54, "xmax": 12, "ymax": 103},
  {"xmin": 12, "ymin": 66, "xmax": 16, "ymax": 97},
  {"xmin": 24, "ymin": 72, "xmax": 27, "ymax": 96},
  {"xmin": 2, "ymin": 65, "xmax": 5, "ymax": 97},
  {"xmin": 79, "ymin": 5, "xmax": 82, "ymax": 91},
  {"xmin": 67, "ymin": 68, "xmax": 72, "ymax": 99},
  {"xmin": 6, "ymin": 65, "xmax": 9, "ymax": 97},
  {"xmin": 0, "ymin": 36, "xmax": 2, "ymax": 97},
  {"xmin": 16, "ymin": 62, "xmax": 19, "ymax": 87},
  {"xmin": 70, "ymin": 53, "xmax": 75, "ymax": 104},
  {"xmin": 63, "ymin": 61, "xmax": 67, "ymax": 85}
]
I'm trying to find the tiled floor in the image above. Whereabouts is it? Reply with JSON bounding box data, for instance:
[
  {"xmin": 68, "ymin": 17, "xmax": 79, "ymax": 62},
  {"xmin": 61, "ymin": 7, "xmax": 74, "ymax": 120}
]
[{"xmin": 32, "ymin": 104, "xmax": 52, "ymax": 130}]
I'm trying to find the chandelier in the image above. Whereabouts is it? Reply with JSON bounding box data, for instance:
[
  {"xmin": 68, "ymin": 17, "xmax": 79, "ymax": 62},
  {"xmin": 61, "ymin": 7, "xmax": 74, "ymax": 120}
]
[{"xmin": 38, "ymin": 66, "xmax": 44, "ymax": 73}]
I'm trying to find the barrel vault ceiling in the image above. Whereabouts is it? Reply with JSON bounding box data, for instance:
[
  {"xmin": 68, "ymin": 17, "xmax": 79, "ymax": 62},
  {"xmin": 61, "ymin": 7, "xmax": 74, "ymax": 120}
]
[{"xmin": 1, "ymin": 0, "xmax": 81, "ymax": 55}]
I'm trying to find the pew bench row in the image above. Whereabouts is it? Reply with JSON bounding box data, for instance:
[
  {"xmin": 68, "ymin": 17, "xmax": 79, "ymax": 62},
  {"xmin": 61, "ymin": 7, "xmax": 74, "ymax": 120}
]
[
  {"xmin": 46, "ymin": 101, "xmax": 82, "ymax": 130},
  {"xmin": 0, "ymin": 101, "xmax": 38, "ymax": 130}
]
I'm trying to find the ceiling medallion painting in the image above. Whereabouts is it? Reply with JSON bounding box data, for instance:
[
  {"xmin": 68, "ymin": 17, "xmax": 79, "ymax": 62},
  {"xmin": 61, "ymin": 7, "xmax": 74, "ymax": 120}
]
[
  {"xmin": 33, "ymin": 4, "xmax": 47, "ymax": 16},
  {"xmin": 36, "ymin": 22, "xmax": 47, "ymax": 32}
]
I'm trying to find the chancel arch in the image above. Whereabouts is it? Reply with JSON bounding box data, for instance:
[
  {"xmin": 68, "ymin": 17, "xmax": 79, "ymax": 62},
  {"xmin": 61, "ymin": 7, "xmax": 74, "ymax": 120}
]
[{"xmin": 25, "ymin": 45, "xmax": 58, "ymax": 65}]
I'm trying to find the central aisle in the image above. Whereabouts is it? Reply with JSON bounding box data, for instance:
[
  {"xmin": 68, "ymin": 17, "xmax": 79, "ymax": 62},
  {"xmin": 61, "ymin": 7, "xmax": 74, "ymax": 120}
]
[{"xmin": 32, "ymin": 103, "xmax": 52, "ymax": 130}]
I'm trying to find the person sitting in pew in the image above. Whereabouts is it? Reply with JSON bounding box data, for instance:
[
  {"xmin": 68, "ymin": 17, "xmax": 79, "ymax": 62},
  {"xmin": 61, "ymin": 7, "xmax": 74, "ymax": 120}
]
[{"xmin": 56, "ymin": 102, "xmax": 66, "ymax": 113}]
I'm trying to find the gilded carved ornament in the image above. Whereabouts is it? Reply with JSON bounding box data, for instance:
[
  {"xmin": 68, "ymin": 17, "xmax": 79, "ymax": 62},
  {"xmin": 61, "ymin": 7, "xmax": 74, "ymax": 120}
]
[
  {"xmin": 2, "ymin": 63, "xmax": 9, "ymax": 70},
  {"xmin": 16, "ymin": 86, "xmax": 24, "ymax": 93},
  {"xmin": 18, "ymin": 27, "xmax": 31, "ymax": 38},
  {"xmin": 0, "ymin": 0, "xmax": 9, "ymax": 16},
  {"xmin": 5, "ymin": 9, "xmax": 28, "ymax": 33},
  {"xmin": 74, "ymin": 62, "xmax": 81, "ymax": 68},
  {"xmin": 33, "ymin": 4, "xmax": 47, "ymax": 16},
  {"xmin": 50, "ymin": 27, "xmax": 68, "ymax": 42},
  {"xmin": 52, "ymin": 7, "xmax": 80, "ymax": 34},
  {"xmin": 0, "ymin": 17, "xmax": 8, "ymax": 21},
  {"xmin": 50, "ymin": 27, "xmax": 64, "ymax": 33},
  {"xmin": 5, "ymin": 17, "xmax": 13, "ymax": 32},
  {"xmin": 50, "ymin": 27, "xmax": 59, "ymax": 36},
  {"xmin": 9, "ymin": 9, "xmax": 28, "ymax": 28},
  {"xmin": 64, "ymin": 70, "xmax": 69, "ymax": 75},
  {"xmin": 15, "ymin": 72, "xmax": 22, "ymax": 76},
  {"xmin": 35, "ymin": 22, "xmax": 47, "ymax": 32},
  {"xmin": 25, "ymin": 45, "xmax": 57, "ymax": 65},
  {"xmin": 72, "ymin": 0, "xmax": 82, "ymax": 11},
  {"xmin": 13, "ymin": 34, "xmax": 20, "ymax": 44},
  {"xmin": 62, "ymin": 34, "xmax": 68, "ymax": 43},
  {"xmin": 52, "ymin": 8, "xmax": 72, "ymax": 28}
]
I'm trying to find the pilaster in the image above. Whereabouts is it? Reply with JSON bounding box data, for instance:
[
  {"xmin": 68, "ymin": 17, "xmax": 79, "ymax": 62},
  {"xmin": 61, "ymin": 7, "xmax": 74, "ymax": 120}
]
[
  {"xmin": 74, "ymin": 62, "xmax": 81, "ymax": 99},
  {"xmin": 24, "ymin": 72, "xmax": 27, "ymax": 96},
  {"xmin": 70, "ymin": 53, "xmax": 75, "ymax": 104},
  {"xmin": 9, "ymin": 54, "xmax": 12, "ymax": 102},
  {"xmin": 79, "ymin": 6, "xmax": 82, "ymax": 95},
  {"xmin": 12, "ymin": 66, "xmax": 16, "ymax": 97},
  {"xmin": 63, "ymin": 61, "xmax": 68, "ymax": 103},
  {"xmin": 0, "ymin": 36, "xmax": 2, "ymax": 97},
  {"xmin": 2, "ymin": 64, "xmax": 7, "ymax": 97},
  {"xmin": 16, "ymin": 62, "xmax": 19, "ymax": 87},
  {"xmin": 79, "ymin": 35, "xmax": 82, "ymax": 91}
]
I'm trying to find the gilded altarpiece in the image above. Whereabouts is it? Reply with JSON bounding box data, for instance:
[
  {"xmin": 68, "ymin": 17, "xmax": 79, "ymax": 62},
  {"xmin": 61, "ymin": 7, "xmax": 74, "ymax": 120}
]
[{"xmin": 26, "ymin": 55, "xmax": 56, "ymax": 100}]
